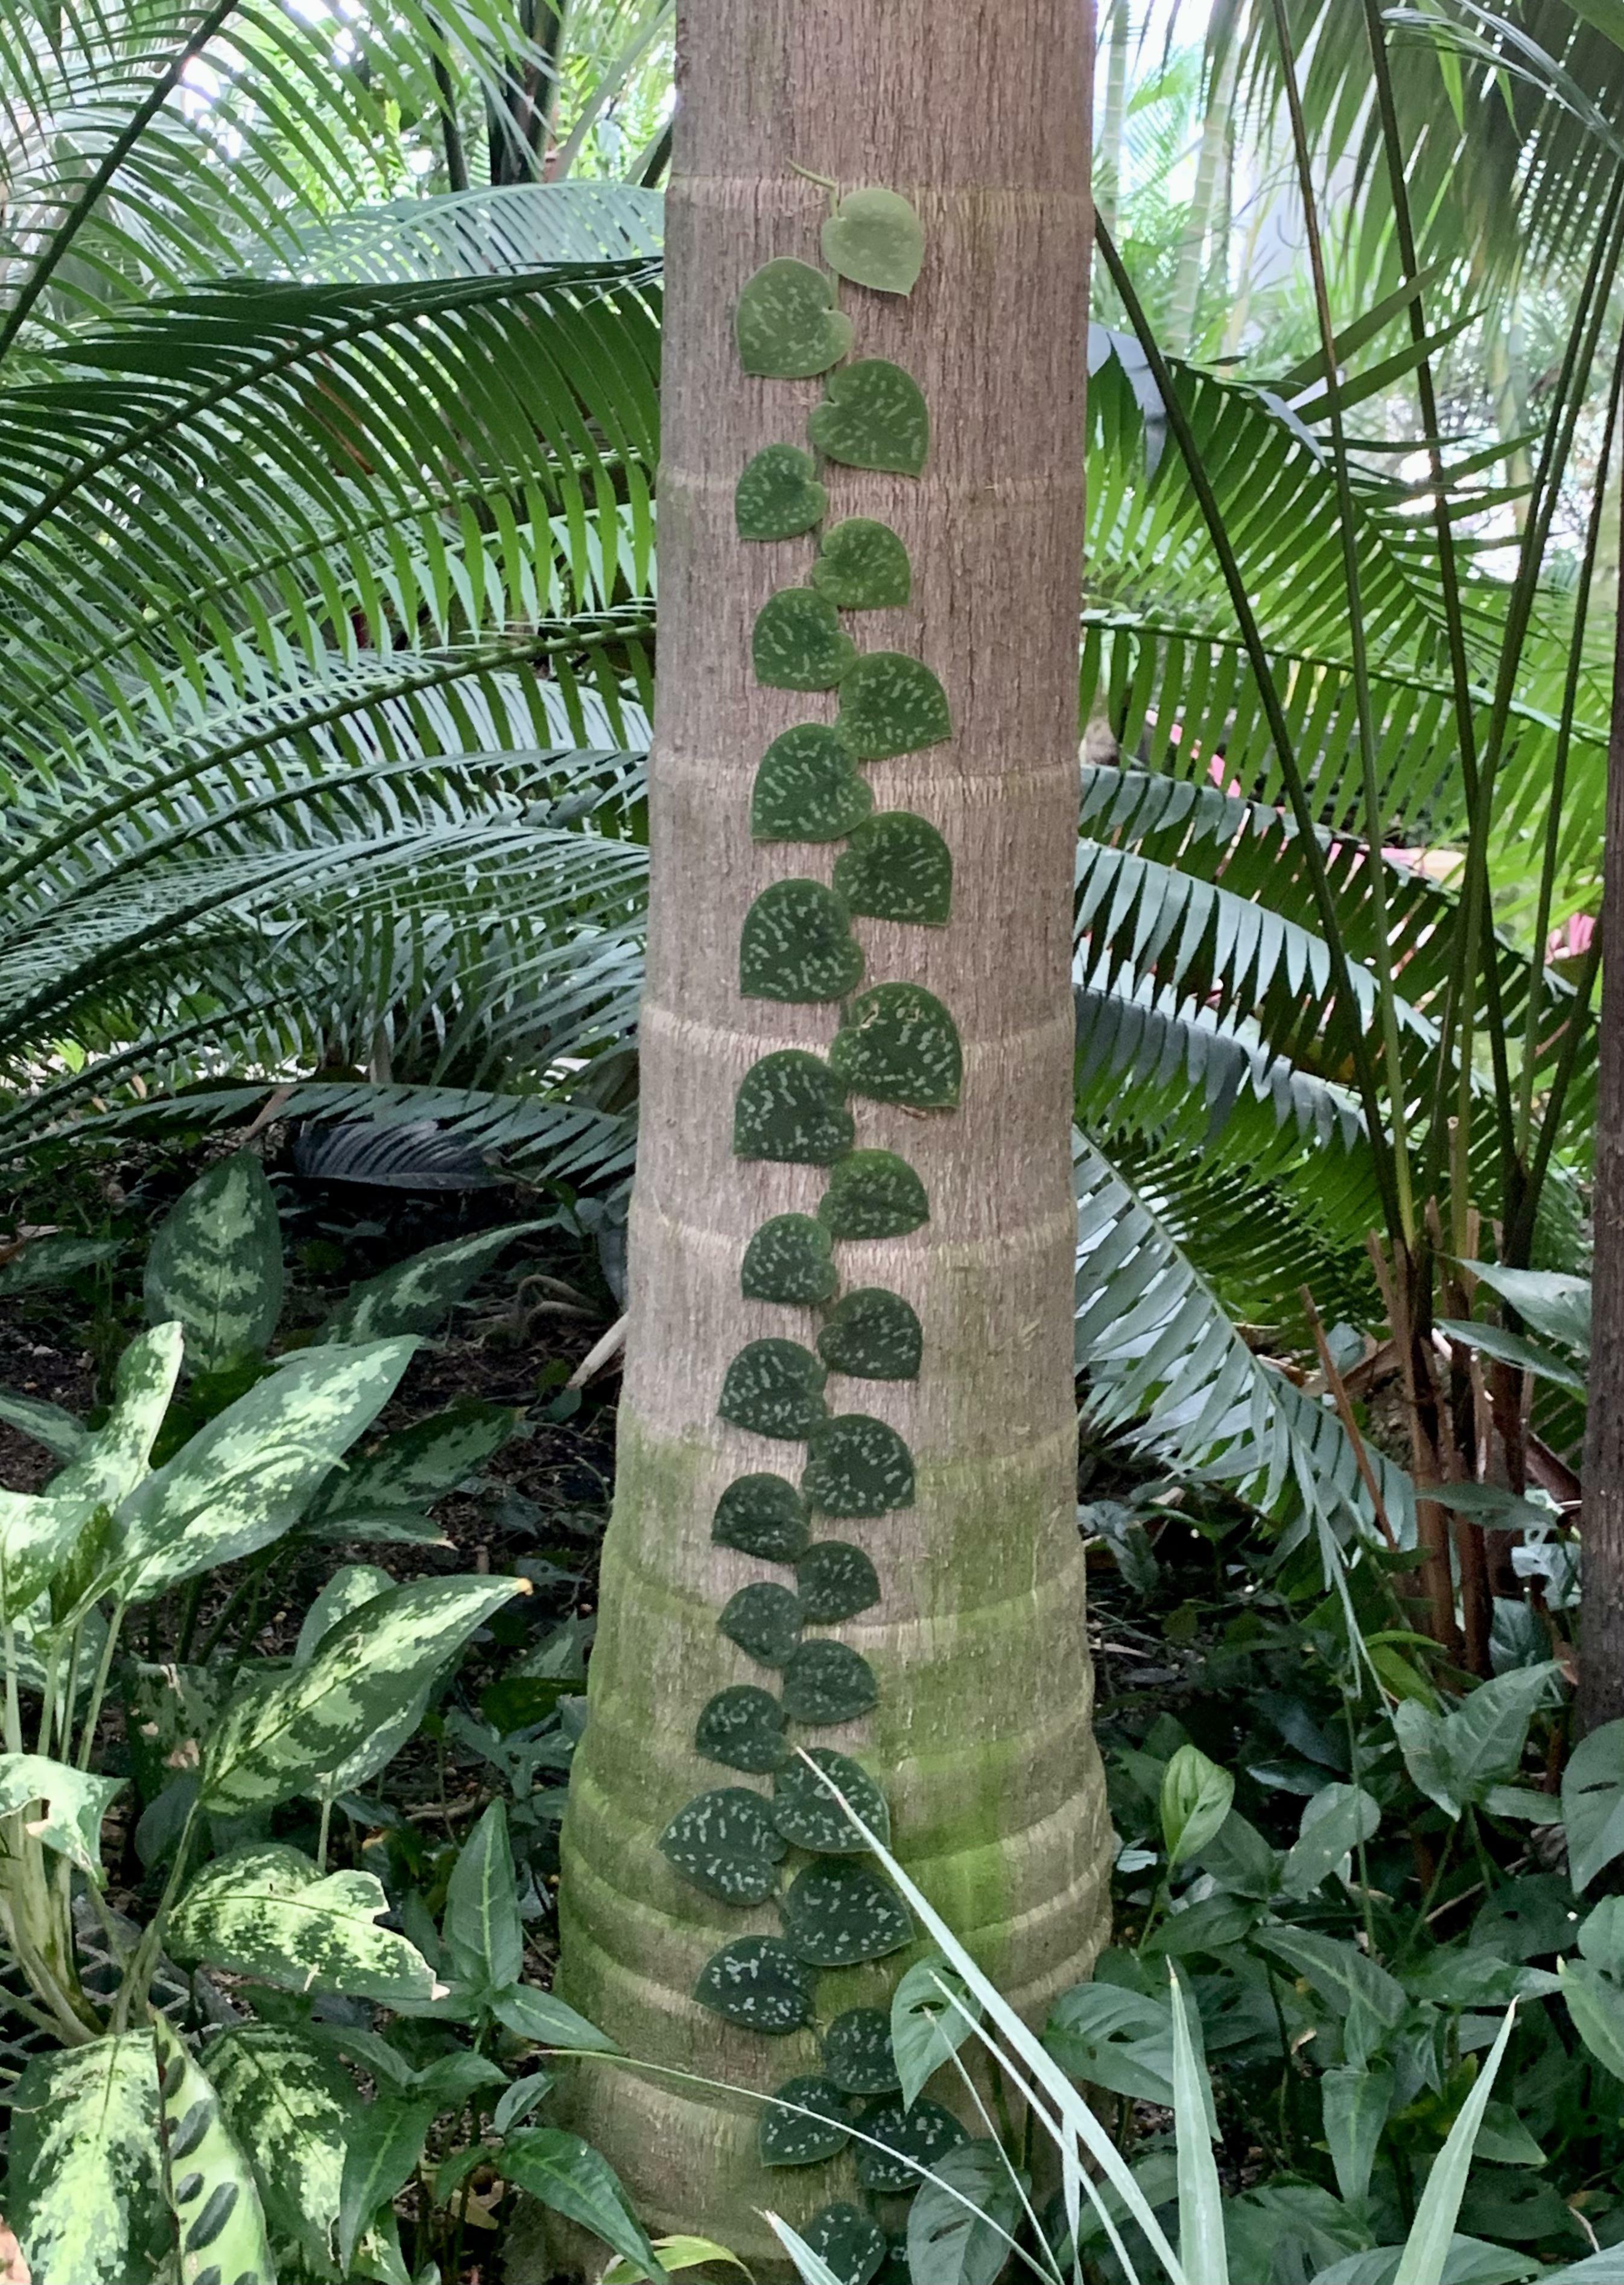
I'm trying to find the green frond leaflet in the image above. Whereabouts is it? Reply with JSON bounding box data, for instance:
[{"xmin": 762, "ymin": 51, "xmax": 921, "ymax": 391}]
[
  {"xmin": 735, "ymin": 258, "xmax": 855, "ymax": 378},
  {"xmin": 758, "ymin": 2077, "xmax": 854, "ymax": 2167},
  {"xmin": 821, "ymin": 188, "xmax": 925, "ymax": 294},
  {"xmin": 693, "ymin": 1936, "xmax": 817, "ymax": 2033},
  {"xmin": 781, "ymin": 1639, "xmax": 880, "ymax": 1724},
  {"xmin": 773, "ymin": 1748, "xmax": 890, "ymax": 1852},
  {"xmin": 817, "ymin": 1150, "xmax": 930, "ymax": 1239},
  {"xmin": 804, "ymin": 2201, "xmax": 888, "ymax": 2285},
  {"xmin": 803, "ymin": 1414, "xmax": 916, "ymax": 1517},
  {"xmin": 752, "ymin": 589, "xmax": 860, "ymax": 691},
  {"xmin": 740, "ymin": 880, "xmax": 864, "ymax": 1003},
  {"xmin": 854, "ymin": 2097, "xmax": 970, "ymax": 2193},
  {"xmin": 741, "ymin": 1215, "xmax": 840, "ymax": 1305},
  {"xmin": 718, "ymin": 1581, "xmax": 803, "ymax": 1668},
  {"xmin": 736, "ymin": 444, "xmax": 829, "ymax": 540},
  {"xmin": 657, "ymin": 1788, "xmax": 787, "ymax": 1904},
  {"xmin": 752, "ymin": 725, "xmax": 874, "ymax": 844},
  {"xmin": 795, "ymin": 1541, "xmax": 883, "ymax": 1624},
  {"xmin": 810, "ymin": 520, "xmax": 912, "ymax": 611},
  {"xmin": 837, "ymin": 652, "xmax": 952, "ymax": 758},
  {"xmin": 782, "ymin": 1860, "xmax": 913, "ymax": 1966},
  {"xmin": 817, "ymin": 1288, "xmax": 923, "ymax": 1380},
  {"xmin": 822, "ymin": 2010, "xmax": 901, "ymax": 2096},
  {"xmin": 734, "ymin": 1051, "xmax": 855, "ymax": 1164},
  {"xmin": 718, "ymin": 1339, "xmax": 828, "ymax": 1440},
  {"xmin": 712, "ymin": 1473, "xmax": 813, "ymax": 1562},
  {"xmin": 833, "ymin": 812, "xmax": 953, "ymax": 925},
  {"xmin": 808, "ymin": 360, "xmax": 930, "ymax": 475},
  {"xmin": 830, "ymin": 982, "xmax": 963, "ymax": 1108},
  {"xmin": 696, "ymin": 1686, "xmax": 790, "ymax": 1773}
]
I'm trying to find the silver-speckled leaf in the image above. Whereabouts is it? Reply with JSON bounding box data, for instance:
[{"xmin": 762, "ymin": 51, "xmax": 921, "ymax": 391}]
[
  {"xmin": 7, "ymin": 2035, "xmax": 168, "ymax": 2285},
  {"xmin": 742, "ymin": 1215, "xmax": 839, "ymax": 1305},
  {"xmin": 773, "ymin": 1747, "xmax": 890, "ymax": 1852},
  {"xmin": 0, "ymin": 1486, "xmax": 94, "ymax": 1625},
  {"xmin": 718, "ymin": 1580, "xmax": 802, "ymax": 1668},
  {"xmin": 816, "ymin": 1150, "xmax": 930, "ymax": 1241},
  {"xmin": 734, "ymin": 1051, "xmax": 855, "ymax": 1164},
  {"xmin": 712, "ymin": 1473, "xmax": 811, "ymax": 1562},
  {"xmin": 658, "ymin": 1786, "xmax": 787, "ymax": 1904},
  {"xmin": 855, "ymin": 2096, "xmax": 969, "ymax": 2193},
  {"xmin": 696, "ymin": 1685, "xmax": 790, "ymax": 1772},
  {"xmin": 153, "ymin": 2014, "xmax": 276, "ymax": 2285},
  {"xmin": 804, "ymin": 1413, "xmax": 915, "ymax": 1517},
  {"xmin": 718, "ymin": 1338, "xmax": 828, "ymax": 1440},
  {"xmin": 781, "ymin": 1638, "xmax": 880, "ymax": 1724},
  {"xmin": 50, "ymin": 1321, "xmax": 182, "ymax": 1517},
  {"xmin": 169, "ymin": 1842, "xmax": 438, "ymax": 2004},
  {"xmin": 810, "ymin": 519, "xmax": 912, "ymax": 609},
  {"xmin": 808, "ymin": 360, "xmax": 929, "ymax": 474},
  {"xmin": 782, "ymin": 1859, "xmax": 912, "ymax": 1966},
  {"xmin": 833, "ymin": 811, "xmax": 953, "ymax": 924},
  {"xmin": 735, "ymin": 258, "xmax": 854, "ymax": 378},
  {"xmin": 759, "ymin": 2076, "xmax": 853, "ymax": 2167},
  {"xmin": 795, "ymin": 1540, "xmax": 883, "ymax": 1623},
  {"xmin": 752, "ymin": 725, "xmax": 873, "ymax": 844},
  {"xmin": 309, "ymin": 1398, "xmax": 517, "ymax": 1528},
  {"xmin": 804, "ymin": 2200, "xmax": 888, "ymax": 2285},
  {"xmin": 821, "ymin": 188, "xmax": 925, "ymax": 294},
  {"xmin": 752, "ymin": 588, "xmax": 859, "ymax": 691},
  {"xmin": 822, "ymin": 2009, "xmax": 901, "ymax": 2096},
  {"xmin": 829, "ymin": 983, "xmax": 962, "ymax": 1108},
  {"xmin": 837, "ymin": 651, "xmax": 951, "ymax": 758},
  {"xmin": 737, "ymin": 442, "xmax": 829, "ymax": 539},
  {"xmin": 144, "ymin": 1152, "xmax": 284, "ymax": 1375},
  {"xmin": 740, "ymin": 880, "xmax": 864, "ymax": 1005},
  {"xmin": 817, "ymin": 1288, "xmax": 922, "ymax": 1381},
  {"xmin": 693, "ymin": 1935, "xmax": 816, "ymax": 2033}
]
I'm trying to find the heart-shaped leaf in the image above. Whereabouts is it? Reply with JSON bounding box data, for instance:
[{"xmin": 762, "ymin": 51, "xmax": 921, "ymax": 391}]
[
  {"xmin": 817, "ymin": 1289, "xmax": 922, "ymax": 1381},
  {"xmin": 696, "ymin": 1685, "xmax": 788, "ymax": 1773},
  {"xmin": 830, "ymin": 983, "xmax": 962, "ymax": 1108},
  {"xmin": 773, "ymin": 1747, "xmax": 889, "ymax": 1851},
  {"xmin": 658, "ymin": 1787, "xmax": 787, "ymax": 1904},
  {"xmin": 817, "ymin": 1150, "xmax": 929, "ymax": 1239},
  {"xmin": 759, "ymin": 2076, "xmax": 853, "ymax": 2167},
  {"xmin": 737, "ymin": 443, "xmax": 828, "ymax": 539},
  {"xmin": 1563, "ymin": 1718, "xmax": 1624, "ymax": 1890},
  {"xmin": 719, "ymin": 1581, "xmax": 802, "ymax": 1667},
  {"xmin": 808, "ymin": 359, "xmax": 930, "ymax": 473},
  {"xmin": 735, "ymin": 258, "xmax": 855, "ymax": 378},
  {"xmin": 782, "ymin": 1639, "xmax": 880, "ymax": 1724},
  {"xmin": 802, "ymin": 2202, "xmax": 887, "ymax": 2285},
  {"xmin": 822, "ymin": 2010, "xmax": 899, "ymax": 2095},
  {"xmin": 854, "ymin": 2097, "xmax": 968, "ymax": 2193},
  {"xmin": 821, "ymin": 188, "xmax": 925, "ymax": 294},
  {"xmin": 837, "ymin": 651, "xmax": 951, "ymax": 757},
  {"xmin": 796, "ymin": 1540, "xmax": 883, "ymax": 1623},
  {"xmin": 804, "ymin": 1413, "xmax": 915, "ymax": 1516},
  {"xmin": 693, "ymin": 1936, "xmax": 816, "ymax": 2033},
  {"xmin": 712, "ymin": 1473, "xmax": 811, "ymax": 1562},
  {"xmin": 743, "ymin": 1214, "xmax": 839, "ymax": 1305},
  {"xmin": 833, "ymin": 812, "xmax": 953, "ymax": 924},
  {"xmin": 783, "ymin": 1859, "xmax": 912, "ymax": 1966},
  {"xmin": 752, "ymin": 725, "xmax": 873, "ymax": 843},
  {"xmin": 740, "ymin": 880, "xmax": 864, "ymax": 1003},
  {"xmin": 718, "ymin": 1338, "xmax": 827, "ymax": 1440},
  {"xmin": 810, "ymin": 519, "xmax": 912, "ymax": 609},
  {"xmin": 734, "ymin": 1050, "xmax": 854, "ymax": 1164},
  {"xmin": 753, "ymin": 588, "xmax": 859, "ymax": 691}
]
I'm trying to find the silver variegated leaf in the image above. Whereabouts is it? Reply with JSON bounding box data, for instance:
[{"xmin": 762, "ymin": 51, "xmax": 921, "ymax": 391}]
[
  {"xmin": 0, "ymin": 1752, "xmax": 124, "ymax": 1878},
  {"xmin": 144, "ymin": 1154, "xmax": 285, "ymax": 1375},
  {"xmin": 49, "ymin": 1323, "xmax": 182, "ymax": 1513},
  {"xmin": 168, "ymin": 1842, "xmax": 440, "ymax": 2004},
  {"xmin": 0, "ymin": 1488, "xmax": 91, "ymax": 1624},
  {"xmin": 7, "ymin": 2035, "xmax": 168, "ymax": 2285},
  {"xmin": 206, "ymin": 2024, "xmax": 355, "ymax": 2277},
  {"xmin": 318, "ymin": 1221, "xmax": 545, "ymax": 1344},
  {"xmin": 152, "ymin": 2015, "xmax": 276, "ymax": 2285}
]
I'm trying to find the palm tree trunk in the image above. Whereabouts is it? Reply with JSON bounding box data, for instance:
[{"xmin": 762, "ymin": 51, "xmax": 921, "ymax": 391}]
[{"xmin": 551, "ymin": 0, "xmax": 1109, "ymax": 2255}]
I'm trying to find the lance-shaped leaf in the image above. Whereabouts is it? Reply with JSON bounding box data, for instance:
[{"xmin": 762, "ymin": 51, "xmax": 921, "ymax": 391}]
[
  {"xmin": 202, "ymin": 1574, "xmax": 521, "ymax": 1814},
  {"xmin": 152, "ymin": 2015, "xmax": 276, "ymax": 2285},
  {"xmin": 144, "ymin": 1153, "xmax": 285, "ymax": 1375},
  {"xmin": 0, "ymin": 1487, "xmax": 93, "ymax": 1624},
  {"xmin": 0, "ymin": 1753, "xmax": 123, "ymax": 1879},
  {"xmin": 168, "ymin": 1842, "xmax": 439, "ymax": 2005},
  {"xmin": 319, "ymin": 1221, "xmax": 545, "ymax": 1344},
  {"xmin": 498, "ymin": 2128, "xmax": 668, "ymax": 2280},
  {"xmin": 207, "ymin": 2024, "xmax": 355, "ymax": 2280},
  {"xmin": 306, "ymin": 1397, "xmax": 518, "ymax": 1527},
  {"xmin": 444, "ymin": 1799, "xmax": 525, "ymax": 1996},
  {"xmin": 293, "ymin": 1565, "xmax": 436, "ymax": 1799},
  {"xmin": 7, "ymin": 2035, "xmax": 168, "ymax": 2285},
  {"xmin": 338, "ymin": 2094, "xmax": 439, "ymax": 2276},
  {"xmin": 49, "ymin": 1323, "xmax": 183, "ymax": 1514}
]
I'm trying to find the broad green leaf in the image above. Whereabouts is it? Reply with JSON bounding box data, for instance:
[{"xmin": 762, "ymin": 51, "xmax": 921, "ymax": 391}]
[
  {"xmin": 0, "ymin": 1752, "xmax": 123, "ymax": 1878},
  {"xmin": 338, "ymin": 2096, "xmax": 438, "ymax": 2275},
  {"xmin": 49, "ymin": 1325, "xmax": 182, "ymax": 1514},
  {"xmin": 1394, "ymin": 1665, "xmax": 1561, "ymax": 1820},
  {"xmin": 890, "ymin": 1953, "xmax": 983, "ymax": 2108},
  {"xmin": 169, "ymin": 1842, "xmax": 439, "ymax": 2004},
  {"xmin": 1161, "ymin": 1743, "xmax": 1235, "ymax": 1866},
  {"xmin": 905, "ymin": 2140, "xmax": 1023, "ymax": 2285},
  {"xmin": 1282, "ymin": 1782, "xmax": 1381, "ymax": 1898},
  {"xmin": 144, "ymin": 1154, "xmax": 285, "ymax": 1374},
  {"xmin": 1170, "ymin": 1965, "xmax": 1228, "ymax": 2285},
  {"xmin": 1434, "ymin": 1320, "xmax": 1587, "ymax": 1394},
  {"xmin": 319, "ymin": 1221, "xmax": 544, "ymax": 1344},
  {"xmin": 1252, "ymin": 1926, "xmax": 1406, "ymax": 2055},
  {"xmin": 1563, "ymin": 1720, "xmax": 1624, "ymax": 1891},
  {"xmin": 151, "ymin": 2016, "xmax": 275, "ymax": 2285},
  {"xmin": 821, "ymin": 188, "xmax": 925, "ymax": 295},
  {"xmin": 498, "ymin": 2128, "xmax": 666, "ymax": 2278},
  {"xmin": 207, "ymin": 2024, "xmax": 355, "ymax": 2278},
  {"xmin": 1456, "ymin": 1263, "xmax": 1591, "ymax": 1358},
  {"xmin": 8, "ymin": 2035, "xmax": 168, "ymax": 2285},
  {"xmin": 1558, "ymin": 1959, "xmax": 1624, "ymax": 2083},
  {"xmin": 445, "ymin": 1799, "xmax": 524, "ymax": 1994},
  {"xmin": 1580, "ymin": 1896, "xmax": 1624, "ymax": 1975},
  {"xmin": 106, "ymin": 1338, "xmax": 417, "ymax": 1604},
  {"xmin": 488, "ymin": 1981, "xmax": 620, "ymax": 2051},
  {"xmin": 1322, "ymin": 2063, "xmax": 1394, "ymax": 2204},
  {"xmin": 202, "ymin": 1574, "xmax": 521, "ymax": 1813},
  {"xmin": 601, "ymin": 2236, "xmax": 749, "ymax": 2284},
  {"xmin": 1044, "ymin": 1981, "xmax": 1178, "ymax": 2108},
  {"xmin": 1393, "ymin": 2009, "xmax": 1515, "ymax": 2285}
]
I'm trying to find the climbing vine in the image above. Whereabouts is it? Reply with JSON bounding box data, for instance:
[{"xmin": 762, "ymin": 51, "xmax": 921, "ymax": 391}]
[{"xmin": 656, "ymin": 181, "xmax": 970, "ymax": 2263}]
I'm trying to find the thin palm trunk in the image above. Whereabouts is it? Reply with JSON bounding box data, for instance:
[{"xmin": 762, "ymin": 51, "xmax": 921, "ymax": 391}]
[{"xmin": 550, "ymin": 0, "xmax": 1109, "ymax": 2254}]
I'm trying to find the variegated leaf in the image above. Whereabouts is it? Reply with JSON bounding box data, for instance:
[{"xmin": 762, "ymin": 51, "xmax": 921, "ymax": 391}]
[
  {"xmin": 205, "ymin": 2023, "xmax": 354, "ymax": 2277},
  {"xmin": 0, "ymin": 1753, "xmax": 123, "ymax": 1877},
  {"xmin": 152, "ymin": 2016, "xmax": 276, "ymax": 2285},
  {"xmin": 0, "ymin": 1489, "xmax": 90, "ymax": 1623},
  {"xmin": 7, "ymin": 2035, "xmax": 169, "ymax": 2285},
  {"xmin": 201, "ymin": 1574, "xmax": 521, "ymax": 1814},
  {"xmin": 104, "ymin": 1337, "xmax": 417, "ymax": 1604},
  {"xmin": 144, "ymin": 1153, "xmax": 285, "ymax": 1375},
  {"xmin": 169, "ymin": 1842, "xmax": 439, "ymax": 2004},
  {"xmin": 49, "ymin": 1324, "xmax": 183, "ymax": 1515},
  {"xmin": 317, "ymin": 1221, "xmax": 545, "ymax": 1344},
  {"xmin": 306, "ymin": 1398, "xmax": 518, "ymax": 1527},
  {"xmin": 293, "ymin": 1566, "xmax": 428, "ymax": 1797}
]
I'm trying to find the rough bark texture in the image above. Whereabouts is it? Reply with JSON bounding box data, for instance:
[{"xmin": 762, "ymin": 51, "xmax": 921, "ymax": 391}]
[
  {"xmin": 548, "ymin": 0, "xmax": 1109, "ymax": 2257},
  {"xmin": 1579, "ymin": 538, "xmax": 1624, "ymax": 1736}
]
